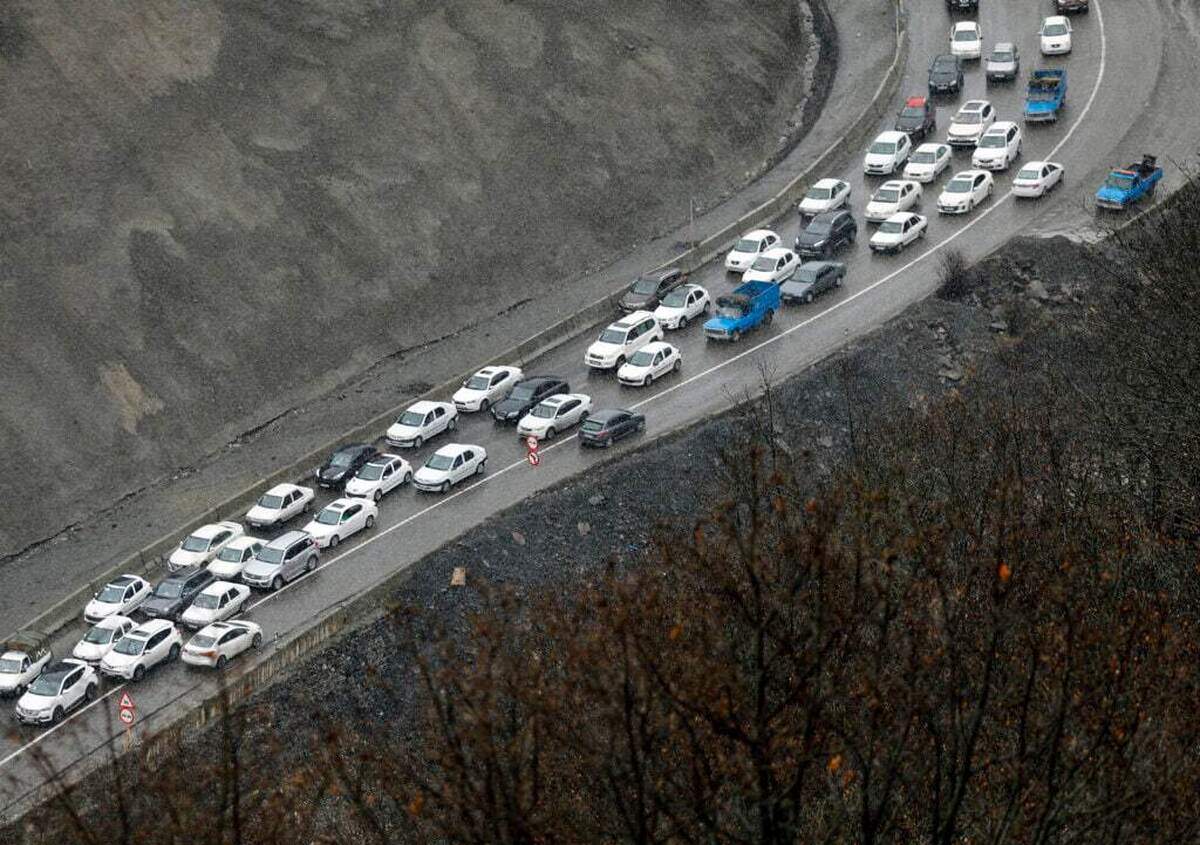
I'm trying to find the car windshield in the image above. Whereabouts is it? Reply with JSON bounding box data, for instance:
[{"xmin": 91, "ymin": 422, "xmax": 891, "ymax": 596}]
[
  {"xmin": 1016, "ymin": 167, "xmax": 1041, "ymax": 180},
  {"xmin": 599, "ymin": 328, "xmax": 627, "ymax": 344},
  {"xmin": 316, "ymin": 508, "xmax": 342, "ymax": 525},
  {"xmin": 946, "ymin": 178, "xmax": 973, "ymax": 193},
  {"xmin": 874, "ymin": 189, "xmax": 900, "ymax": 203},
  {"xmin": 257, "ymin": 547, "xmax": 286, "ymax": 565},
  {"xmin": 869, "ymin": 142, "xmax": 896, "ymax": 154},
  {"xmin": 1043, "ymin": 23, "xmax": 1067, "ymax": 36},
  {"xmin": 426, "ymin": 454, "xmax": 456, "ymax": 471},
  {"xmin": 954, "ymin": 113, "xmax": 982, "ymax": 125},
  {"xmin": 806, "ymin": 187, "xmax": 831, "ymax": 200},
  {"xmin": 806, "ymin": 221, "xmax": 832, "ymax": 235},
  {"xmin": 398, "ymin": 411, "xmax": 425, "ymax": 427},
  {"xmin": 191, "ymin": 634, "xmax": 218, "ymax": 648},
  {"xmin": 0, "ymin": 659, "xmax": 22, "ymax": 674},
  {"xmin": 154, "ymin": 581, "xmax": 185, "ymax": 599},
  {"xmin": 181, "ymin": 535, "xmax": 209, "ymax": 552},
  {"xmin": 991, "ymin": 49, "xmax": 1014, "ymax": 61},
  {"xmin": 531, "ymin": 403, "xmax": 558, "ymax": 419},
  {"xmin": 751, "ymin": 256, "xmax": 777, "ymax": 271},
  {"xmin": 900, "ymin": 106, "xmax": 924, "ymax": 119},
  {"xmin": 732, "ymin": 238, "xmax": 761, "ymax": 253},
  {"xmin": 879, "ymin": 220, "xmax": 904, "ymax": 234},
  {"xmin": 717, "ymin": 304, "xmax": 745, "ymax": 319},
  {"xmin": 628, "ymin": 350, "xmax": 655, "ymax": 366},
  {"xmin": 84, "ymin": 627, "xmax": 115, "ymax": 645},
  {"xmin": 795, "ymin": 268, "xmax": 820, "ymax": 283},
  {"xmin": 661, "ymin": 288, "xmax": 688, "ymax": 308},
  {"xmin": 28, "ymin": 674, "xmax": 62, "ymax": 696},
  {"xmin": 979, "ymin": 134, "xmax": 1006, "ymax": 148},
  {"xmin": 97, "ymin": 584, "xmax": 127, "ymax": 603},
  {"xmin": 631, "ymin": 277, "xmax": 659, "ymax": 295},
  {"xmin": 1105, "ymin": 173, "xmax": 1135, "ymax": 189},
  {"xmin": 581, "ymin": 419, "xmax": 605, "ymax": 433},
  {"xmin": 193, "ymin": 593, "xmax": 221, "ymax": 609},
  {"xmin": 912, "ymin": 150, "xmax": 939, "ymax": 164},
  {"xmin": 217, "ymin": 545, "xmax": 244, "ymax": 562},
  {"xmin": 357, "ymin": 464, "xmax": 384, "ymax": 481},
  {"xmin": 329, "ymin": 452, "xmax": 354, "ymax": 467},
  {"xmin": 954, "ymin": 30, "xmax": 977, "ymax": 41},
  {"xmin": 258, "ymin": 493, "xmax": 285, "ymax": 509},
  {"xmin": 509, "ymin": 384, "xmax": 536, "ymax": 400},
  {"xmin": 114, "ymin": 637, "xmax": 146, "ymax": 656},
  {"xmin": 465, "ymin": 375, "xmax": 491, "ymax": 390}
]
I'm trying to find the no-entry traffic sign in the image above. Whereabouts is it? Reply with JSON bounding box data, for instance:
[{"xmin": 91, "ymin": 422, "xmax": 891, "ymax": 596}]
[
  {"xmin": 527, "ymin": 451, "xmax": 540, "ymax": 467},
  {"xmin": 118, "ymin": 708, "xmax": 135, "ymax": 726},
  {"xmin": 525, "ymin": 435, "xmax": 539, "ymax": 452}
]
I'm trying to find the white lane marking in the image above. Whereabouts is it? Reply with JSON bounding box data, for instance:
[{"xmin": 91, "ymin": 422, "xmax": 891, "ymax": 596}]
[{"xmin": 2, "ymin": 1, "xmax": 1109, "ymax": 774}]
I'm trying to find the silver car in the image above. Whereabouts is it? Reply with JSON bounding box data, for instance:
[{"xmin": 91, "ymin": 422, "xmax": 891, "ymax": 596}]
[
  {"xmin": 241, "ymin": 531, "xmax": 319, "ymax": 591},
  {"xmin": 985, "ymin": 42, "xmax": 1020, "ymax": 83}
]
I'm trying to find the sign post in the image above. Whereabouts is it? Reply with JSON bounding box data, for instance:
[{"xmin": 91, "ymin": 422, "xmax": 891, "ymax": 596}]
[{"xmin": 117, "ymin": 691, "xmax": 136, "ymax": 750}]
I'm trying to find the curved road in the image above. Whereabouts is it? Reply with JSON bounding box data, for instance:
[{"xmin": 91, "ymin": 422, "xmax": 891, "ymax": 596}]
[{"xmin": 3, "ymin": 0, "xmax": 1199, "ymax": 817}]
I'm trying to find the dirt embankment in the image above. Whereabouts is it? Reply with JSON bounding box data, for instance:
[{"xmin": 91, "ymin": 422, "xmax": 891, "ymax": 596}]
[{"xmin": 0, "ymin": 0, "xmax": 815, "ymax": 559}]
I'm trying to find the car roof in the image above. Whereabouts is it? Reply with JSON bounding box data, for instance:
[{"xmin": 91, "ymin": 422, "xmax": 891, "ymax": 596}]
[
  {"xmin": 225, "ymin": 535, "xmax": 262, "ymax": 549},
  {"xmin": 914, "ymin": 142, "xmax": 948, "ymax": 153},
  {"xmin": 932, "ymin": 53, "xmax": 958, "ymax": 64},
  {"xmin": 877, "ymin": 179, "xmax": 910, "ymax": 191},
  {"xmin": 638, "ymin": 267, "xmax": 681, "ymax": 282},
  {"xmin": 108, "ymin": 575, "xmax": 142, "ymax": 588},
  {"xmin": 266, "ymin": 530, "xmax": 311, "ymax": 548},
  {"xmin": 798, "ymin": 260, "xmax": 843, "ymax": 272},
  {"xmin": 161, "ymin": 565, "xmax": 205, "ymax": 582},
  {"xmin": 812, "ymin": 209, "xmax": 849, "ymax": 224},
  {"xmin": 904, "ymin": 96, "xmax": 927, "ymax": 107},
  {"xmin": 1044, "ymin": 15, "xmax": 1068, "ymax": 24},
  {"xmin": 406, "ymin": 400, "xmax": 450, "ymax": 414},
  {"xmin": 199, "ymin": 581, "xmax": 241, "ymax": 595},
  {"xmin": 639, "ymin": 341, "xmax": 674, "ymax": 354},
  {"xmin": 992, "ymin": 41, "xmax": 1016, "ymax": 51},
  {"xmin": 960, "ymin": 99, "xmax": 990, "ymax": 112},
  {"xmin": 132, "ymin": 619, "xmax": 175, "ymax": 636},
  {"xmin": 432, "ymin": 443, "xmax": 476, "ymax": 458},
  {"xmin": 475, "ymin": 365, "xmax": 516, "ymax": 377},
  {"xmin": 189, "ymin": 523, "xmax": 226, "ymax": 539},
  {"xmin": 610, "ymin": 310, "xmax": 656, "ymax": 327},
  {"xmin": 812, "ymin": 177, "xmax": 841, "ymax": 188},
  {"xmin": 264, "ymin": 482, "xmax": 302, "ymax": 496},
  {"xmin": 322, "ymin": 497, "xmax": 365, "ymax": 512},
  {"xmin": 39, "ymin": 661, "xmax": 80, "ymax": 680},
  {"xmin": 952, "ymin": 169, "xmax": 990, "ymax": 178},
  {"xmin": 589, "ymin": 408, "xmax": 635, "ymax": 422},
  {"xmin": 761, "ymin": 246, "xmax": 793, "ymax": 259},
  {"xmin": 92, "ymin": 615, "xmax": 134, "ymax": 630},
  {"xmin": 740, "ymin": 228, "xmax": 776, "ymax": 240},
  {"xmin": 983, "ymin": 121, "xmax": 1017, "ymax": 133},
  {"xmin": 875, "ymin": 130, "xmax": 907, "ymax": 143},
  {"xmin": 369, "ymin": 453, "xmax": 405, "ymax": 465},
  {"xmin": 952, "ymin": 21, "xmax": 979, "ymax": 31},
  {"xmin": 518, "ymin": 376, "xmax": 563, "ymax": 388},
  {"xmin": 333, "ymin": 443, "xmax": 373, "ymax": 455},
  {"xmin": 886, "ymin": 212, "xmax": 920, "ymax": 222}
]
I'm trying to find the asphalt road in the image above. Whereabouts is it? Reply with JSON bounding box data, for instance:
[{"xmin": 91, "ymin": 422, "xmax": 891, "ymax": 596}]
[{"xmin": 4, "ymin": 0, "xmax": 1199, "ymax": 817}]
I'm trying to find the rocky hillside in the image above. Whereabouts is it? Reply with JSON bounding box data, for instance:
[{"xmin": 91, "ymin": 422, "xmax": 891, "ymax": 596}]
[{"xmin": 0, "ymin": 0, "xmax": 815, "ymax": 558}]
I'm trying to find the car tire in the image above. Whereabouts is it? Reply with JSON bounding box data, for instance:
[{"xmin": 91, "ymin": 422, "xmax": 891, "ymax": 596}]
[
  {"xmin": 672, "ymin": 359, "xmax": 682, "ymax": 373},
  {"xmin": 252, "ymin": 633, "xmax": 263, "ymax": 649},
  {"xmin": 637, "ymin": 419, "xmax": 646, "ymax": 432},
  {"xmin": 545, "ymin": 427, "xmax": 557, "ymax": 440},
  {"xmin": 479, "ymin": 399, "xmax": 490, "ymax": 412},
  {"xmin": 731, "ymin": 330, "xmax": 742, "ymax": 343},
  {"xmin": 678, "ymin": 315, "xmax": 688, "ymax": 329},
  {"xmin": 763, "ymin": 310, "xmax": 774, "ymax": 326},
  {"xmin": 643, "ymin": 375, "xmax": 653, "ymax": 387},
  {"xmin": 603, "ymin": 437, "xmax": 613, "ymax": 449},
  {"xmin": 329, "ymin": 535, "xmax": 340, "ymax": 548},
  {"xmin": 366, "ymin": 515, "xmax": 375, "ymax": 529},
  {"xmin": 440, "ymin": 481, "xmax": 451, "ymax": 494},
  {"xmin": 477, "ymin": 460, "xmax": 486, "ymax": 475},
  {"xmin": 307, "ymin": 555, "xmax": 318, "ymax": 573},
  {"xmin": 216, "ymin": 654, "xmax": 228, "ymax": 671},
  {"xmin": 302, "ymin": 500, "xmax": 311, "ymax": 513},
  {"xmin": 835, "ymin": 273, "xmax": 844, "ymax": 288},
  {"xmin": 51, "ymin": 706, "xmax": 64, "ymax": 724},
  {"xmin": 84, "ymin": 684, "xmax": 97, "ymax": 703},
  {"xmin": 133, "ymin": 666, "xmax": 145, "ymax": 682},
  {"xmin": 615, "ymin": 355, "xmax": 625, "ymax": 368},
  {"xmin": 448, "ymin": 417, "xmax": 458, "ymax": 431},
  {"xmin": 804, "ymin": 292, "xmax": 814, "ymax": 304},
  {"xmin": 271, "ymin": 576, "xmax": 283, "ymax": 591},
  {"xmin": 373, "ymin": 489, "xmax": 383, "ymax": 502},
  {"xmin": 169, "ymin": 644, "xmax": 181, "ymax": 662},
  {"xmin": 413, "ymin": 435, "xmax": 424, "ymax": 449}
]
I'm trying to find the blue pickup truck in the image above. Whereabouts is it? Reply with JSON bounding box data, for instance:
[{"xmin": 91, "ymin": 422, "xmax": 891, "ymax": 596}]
[
  {"xmin": 703, "ymin": 281, "xmax": 780, "ymax": 342},
  {"xmin": 1095, "ymin": 155, "xmax": 1163, "ymax": 210},
  {"xmin": 1024, "ymin": 69, "xmax": 1066, "ymax": 123}
]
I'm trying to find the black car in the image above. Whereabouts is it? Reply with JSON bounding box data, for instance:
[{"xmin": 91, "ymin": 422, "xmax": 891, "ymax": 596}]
[
  {"xmin": 928, "ymin": 54, "xmax": 964, "ymax": 95},
  {"xmin": 946, "ymin": 0, "xmax": 978, "ymax": 9},
  {"xmin": 140, "ymin": 566, "xmax": 215, "ymax": 621},
  {"xmin": 315, "ymin": 443, "xmax": 380, "ymax": 489},
  {"xmin": 491, "ymin": 376, "xmax": 569, "ymax": 424},
  {"xmin": 894, "ymin": 96, "xmax": 936, "ymax": 141},
  {"xmin": 1056, "ymin": 0, "xmax": 1089, "ymax": 12},
  {"xmin": 781, "ymin": 261, "xmax": 846, "ymax": 304},
  {"xmin": 794, "ymin": 210, "xmax": 857, "ymax": 258},
  {"xmin": 618, "ymin": 267, "xmax": 686, "ymax": 313},
  {"xmin": 579, "ymin": 408, "xmax": 646, "ymax": 447}
]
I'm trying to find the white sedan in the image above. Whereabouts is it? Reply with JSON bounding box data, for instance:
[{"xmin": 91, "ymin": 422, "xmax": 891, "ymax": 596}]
[
  {"xmin": 864, "ymin": 180, "xmax": 923, "ymax": 223},
  {"xmin": 245, "ymin": 483, "xmax": 315, "ymax": 529},
  {"xmin": 207, "ymin": 536, "xmax": 265, "ymax": 579},
  {"xmin": 653, "ymin": 283, "xmax": 710, "ymax": 330},
  {"xmin": 452, "ymin": 365, "xmax": 523, "ymax": 413},
  {"xmin": 618, "ymin": 342, "xmax": 682, "ymax": 387},
  {"xmin": 182, "ymin": 621, "xmax": 263, "ymax": 670},
  {"xmin": 1012, "ymin": 160, "xmax": 1065, "ymax": 198},
  {"xmin": 724, "ymin": 229, "xmax": 781, "ymax": 273},
  {"xmin": 517, "ymin": 394, "xmax": 592, "ymax": 441},
  {"xmin": 100, "ymin": 620, "xmax": 182, "ymax": 682},
  {"xmin": 302, "ymin": 497, "xmax": 379, "ymax": 549},
  {"xmin": 950, "ymin": 21, "xmax": 983, "ymax": 60},
  {"xmin": 796, "ymin": 179, "xmax": 851, "ymax": 217},
  {"xmin": 937, "ymin": 170, "xmax": 995, "ymax": 214},
  {"xmin": 344, "ymin": 453, "xmax": 412, "ymax": 501},
  {"xmin": 385, "ymin": 400, "xmax": 458, "ymax": 449},
  {"xmin": 869, "ymin": 213, "xmax": 928, "ymax": 254},
  {"xmin": 167, "ymin": 521, "xmax": 245, "ymax": 572},
  {"xmin": 83, "ymin": 574, "xmax": 152, "ymax": 624},
  {"xmin": 72, "ymin": 616, "xmax": 136, "ymax": 664},
  {"xmin": 14, "ymin": 660, "xmax": 98, "ymax": 725},
  {"xmin": 413, "ymin": 444, "xmax": 488, "ymax": 493},
  {"xmin": 742, "ymin": 248, "xmax": 801, "ymax": 284},
  {"xmin": 180, "ymin": 581, "xmax": 252, "ymax": 629},
  {"xmin": 863, "ymin": 131, "xmax": 913, "ymax": 176},
  {"xmin": 1040, "ymin": 16, "xmax": 1072, "ymax": 55},
  {"xmin": 903, "ymin": 143, "xmax": 952, "ymax": 184}
]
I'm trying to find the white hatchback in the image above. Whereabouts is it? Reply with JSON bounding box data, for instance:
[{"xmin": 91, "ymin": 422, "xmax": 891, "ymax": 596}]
[
  {"xmin": 863, "ymin": 131, "xmax": 913, "ymax": 176},
  {"xmin": 742, "ymin": 248, "xmax": 801, "ymax": 284},
  {"xmin": 344, "ymin": 453, "xmax": 412, "ymax": 501},
  {"xmin": 207, "ymin": 536, "xmax": 265, "ymax": 579},
  {"xmin": 950, "ymin": 21, "xmax": 983, "ymax": 60},
  {"xmin": 1040, "ymin": 16, "xmax": 1072, "ymax": 55},
  {"xmin": 72, "ymin": 616, "xmax": 136, "ymax": 664},
  {"xmin": 517, "ymin": 394, "xmax": 592, "ymax": 441},
  {"xmin": 653, "ymin": 284, "xmax": 710, "ymax": 330},
  {"xmin": 618, "ymin": 342, "xmax": 682, "ymax": 387},
  {"xmin": 302, "ymin": 497, "xmax": 379, "ymax": 549},
  {"xmin": 864, "ymin": 180, "xmax": 923, "ymax": 222},
  {"xmin": 182, "ymin": 621, "xmax": 263, "ymax": 670},
  {"xmin": 167, "ymin": 521, "xmax": 245, "ymax": 573},
  {"xmin": 724, "ymin": 229, "xmax": 781, "ymax": 273},
  {"xmin": 180, "ymin": 581, "xmax": 252, "ymax": 629},
  {"xmin": 413, "ymin": 444, "xmax": 487, "ymax": 493},
  {"xmin": 452, "ymin": 365, "xmax": 523, "ymax": 413},
  {"xmin": 385, "ymin": 400, "xmax": 458, "ymax": 449}
]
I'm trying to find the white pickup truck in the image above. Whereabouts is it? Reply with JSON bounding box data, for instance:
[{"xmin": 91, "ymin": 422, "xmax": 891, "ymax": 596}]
[{"xmin": 0, "ymin": 630, "xmax": 53, "ymax": 698}]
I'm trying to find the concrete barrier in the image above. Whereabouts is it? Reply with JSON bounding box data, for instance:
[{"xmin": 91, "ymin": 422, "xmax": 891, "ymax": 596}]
[{"xmin": 11, "ymin": 0, "xmax": 907, "ymax": 644}]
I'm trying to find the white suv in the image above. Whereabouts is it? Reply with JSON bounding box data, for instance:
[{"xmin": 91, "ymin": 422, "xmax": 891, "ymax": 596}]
[
  {"xmin": 585, "ymin": 311, "xmax": 663, "ymax": 370},
  {"xmin": 971, "ymin": 122, "xmax": 1022, "ymax": 171},
  {"xmin": 100, "ymin": 620, "xmax": 182, "ymax": 682}
]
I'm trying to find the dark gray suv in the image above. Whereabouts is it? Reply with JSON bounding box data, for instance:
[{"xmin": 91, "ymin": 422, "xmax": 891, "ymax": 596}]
[
  {"xmin": 141, "ymin": 566, "xmax": 215, "ymax": 621},
  {"xmin": 241, "ymin": 531, "xmax": 319, "ymax": 591}
]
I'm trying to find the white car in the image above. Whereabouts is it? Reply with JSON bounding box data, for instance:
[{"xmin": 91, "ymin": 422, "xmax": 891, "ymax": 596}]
[
  {"xmin": 207, "ymin": 535, "xmax": 265, "ymax": 579},
  {"xmin": 950, "ymin": 21, "xmax": 983, "ymax": 60},
  {"xmin": 971, "ymin": 122, "xmax": 1022, "ymax": 171},
  {"xmin": 302, "ymin": 497, "xmax": 379, "ymax": 549},
  {"xmin": 869, "ymin": 212, "xmax": 928, "ymax": 254},
  {"xmin": 84, "ymin": 574, "xmax": 152, "ymax": 624},
  {"xmin": 180, "ymin": 581, "xmax": 252, "ymax": 629},
  {"xmin": 182, "ymin": 620, "xmax": 263, "ymax": 670},
  {"xmin": 1040, "ymin": 16, "xmax": 1072, "ymax": 55},
  {"xmin": 796, "ymin": 179, "xmax": 851, "ymax": 217},
  {"xmin": 724, "ymin": 229, "xmax": 781, "ymax": 273},
  {"xmin": 946, "ymin": 100, "xmax": 996, "ymax": 147},
  {"xmin": 585, "ymin": 311, "xmax": 663, "ymax": 369},
  {"xmin": 742, "ymin": 247, "xmax": 801, "ymax": 284},
  {"xmin": 167, "ymin": 521, "xmax": 245, "ymax": 572},
  {"xmin": 0, "ymin": 636, "xmax": 53, "ymax": 698},
  {"xmin": 452, "ymin": 365, "xmax": 523, "ymax": 413},
  {"xmin": 344, "ymin": 453, "xmax": 412, "ymax": 501},
  {"xmin": 863, "ymin": 131, "xmax": 913, "ymax": 176},
  {"xmin": 99, "ymin": 619, "xmax": 182, "ymax": 682},
  {"xmin": 413, "ymin": 444, "xmax": 488, "ymax": 493},
  {"xmin": 72, "ymin": 616, "xmax": 136, "ymax": 664},
  {"xmin": 517, "ymin": 394, "xmax": 592, "ymax": 441},
  {"xmin": 245, "ymin": 483, "xmax": 315, "ymax": 529},
  {"xmin": 653, "ymin": 284, "xmax": 710, "ymax": 330},
  {"xmin": 1012, "ymin": 160, "xmax": 1065, "ymax": 198},
  {"xmin": 617, "ymin": 342, "xmax": 682, "ymax": 387},
  {"xmin": 14, "ymin": 660, "xmax": 98, "ymax": 725},
  {"xmin": 864, "ymin": 180, "xmax": 923, "ymax": 223},
  {"xmin": 903, "ymin": 143, "xmax": 953, "ymax": 184},
  {"xmin": 937, "ymin": 170, "xmax": 995, "ymax": 214},
  {"xmin": 385, "ymin": 400, "xmax": 458, "ymax": 449}
]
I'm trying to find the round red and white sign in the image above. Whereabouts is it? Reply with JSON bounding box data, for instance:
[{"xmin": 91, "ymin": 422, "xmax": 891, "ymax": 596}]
[
  {"xmin": 527, "ymin": 452, "xmax": 541, "ymax": 467},
  {"xmin": 525, "ymin": 436, "xmax": 539, "ymax": 452},
  {"xmin": 118, "ymin": 708, "xmax": 135, "ymax": 725}
]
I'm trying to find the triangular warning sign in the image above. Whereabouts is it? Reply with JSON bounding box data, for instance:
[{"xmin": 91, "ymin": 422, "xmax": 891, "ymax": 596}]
[{"xmin": 118, "ymin": 692, "xmax": 135, "ymax": 710}]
